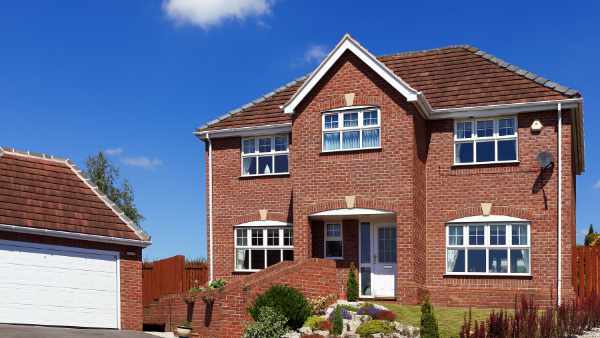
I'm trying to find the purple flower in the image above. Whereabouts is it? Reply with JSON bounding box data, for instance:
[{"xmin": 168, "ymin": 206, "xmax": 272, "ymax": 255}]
[
  {"xmin": 357, "ymin": 305, "xmax": 381, "ymax": 317},
  {"xmin": 329, "ymin": 307, "xmax": 353, "ymax": 321}
]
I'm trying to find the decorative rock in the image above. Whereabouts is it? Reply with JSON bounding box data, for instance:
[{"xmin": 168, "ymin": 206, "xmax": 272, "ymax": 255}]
[
  {"xmin": 313, "ymin": 330, "xmax": 329, "ymax": 337},
  {"xmin": 298, "ymin": 326, "xmax": 312, "ymax": 335},
  {"xmin": 347, "ymin": 318, "xmax": 362, "ymax": 332},
  {"xmin": 281, "ymin": 331, "xmax": 301, "ymax": 338}
]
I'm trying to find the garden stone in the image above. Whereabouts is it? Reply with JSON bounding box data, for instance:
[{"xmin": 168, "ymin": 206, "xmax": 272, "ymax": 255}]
[
  {"xmin": 313, "ymin": 330, "xmax": 329, "ymax": 337},
  {"xmin": 346, "ymin": 318, "xmax": 362, "ymax": 332},
  {"xmin": 298, "ymin": 326, "xmax": 312, "ymax": 335},
  {"xmin": 281, "ymin": 331, "xmax": 301, "ymax": 338},
  {"xmin": 353, "ymin": 314, "xmax": 370, "ymax": 322}
]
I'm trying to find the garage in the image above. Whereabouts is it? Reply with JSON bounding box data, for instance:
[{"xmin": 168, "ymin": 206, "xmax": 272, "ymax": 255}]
[
  {"xmin": 0, "ymin": 147, "xmax": 151, "ymax": 330},
  {"xmin": 0, "ymin": 240, "xmax": 120, "ymax": 328}
]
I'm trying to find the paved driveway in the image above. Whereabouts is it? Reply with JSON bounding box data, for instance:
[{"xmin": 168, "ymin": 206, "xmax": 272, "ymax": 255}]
[{"xmin": 0, "ymin": 324, "xmax": 159, "ymax": 338}]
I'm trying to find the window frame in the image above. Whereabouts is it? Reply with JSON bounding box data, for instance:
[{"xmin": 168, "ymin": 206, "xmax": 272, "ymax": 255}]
[
  {"xmin": 240, "ymin": 134, "xmax": 289, "ymax": 177},
  {"xmin": 324, "ymin": 223, "xmax": 344, "ymax": 260},
  {"xmin": 234, "ymin": 226, "xmax": 294, "ymax": 272},
  {"xmin": 453, "ymin": 116, "xmax": 519, "ymax": 165},
  {"xmin": 445, "ymin": 222, "xmax": 531, "ymax": 276},
  {"xmin": 321, "ymin": 107, "xmax": 381, "ymax": 153}
]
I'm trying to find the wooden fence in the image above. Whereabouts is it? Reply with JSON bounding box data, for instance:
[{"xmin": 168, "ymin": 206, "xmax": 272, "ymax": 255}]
[
  {"xmin": 143, "ymin": 255, "xmax": 209, "ymax": 306},
  {"xmin": 573, "ymin": 246, "xmax": 600, "ymax": 301}
]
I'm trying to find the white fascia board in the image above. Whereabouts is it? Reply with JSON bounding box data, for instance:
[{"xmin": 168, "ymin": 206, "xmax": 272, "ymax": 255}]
[
  {"xmin": 310, "ymin": 208, "xmax": 395, "ymax": 217},
  {"xmin": 282, "ymin": 34, "xmax": 419, "ymax": 114},
  {"xmin": 0, "ymin": 223, "xmax": 152, "ymax": 247},
  {"xmin": 447, "ymin": 215, "xmax": 529, "ymax": 224},
  {"xmin": 195, "ymin": 123, "xmax": 291, "ymax": 140},
  {"xmin": 429, "ymin": 98, "xmax": 582, "ymax": 120},
  {"xmin": 234, "ymin": 220, "xmax": 292, "ymax": 227}
]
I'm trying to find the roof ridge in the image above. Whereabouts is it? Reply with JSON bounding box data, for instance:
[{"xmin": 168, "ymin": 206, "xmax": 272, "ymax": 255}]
[
  {"xmin": 195, "ymin": 74, "xmax": 308, "ymax": 132},
  {"xmin": 377, "ymin": 44, "xmax": 476, "ymax": 59},
  {"xmin": 0, "ymin": 146, "xmax": 151, "ymax": 242},
  {"xmin": 469, "ymin": 47, "xmax": 580, "ymax": 97}
]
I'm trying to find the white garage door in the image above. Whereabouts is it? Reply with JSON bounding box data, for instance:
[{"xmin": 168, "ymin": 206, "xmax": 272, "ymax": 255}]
[{"xmin": 0, "ymin": 239, "xmax": 119, "ymax": 328}]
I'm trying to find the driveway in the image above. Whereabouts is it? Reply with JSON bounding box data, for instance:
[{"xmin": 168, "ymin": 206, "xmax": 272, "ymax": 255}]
[{"xmin": 0, "ymin": 324, "xmax": 160, "ymax": 338}]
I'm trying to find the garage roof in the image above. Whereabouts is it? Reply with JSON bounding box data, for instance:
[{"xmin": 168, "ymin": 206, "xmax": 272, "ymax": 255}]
[{"xmin": 0, "ymin": 147, "xmax": 150, "ymax": 244}]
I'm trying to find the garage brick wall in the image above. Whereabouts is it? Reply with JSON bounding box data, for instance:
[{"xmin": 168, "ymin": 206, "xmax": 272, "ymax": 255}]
[{"xmin": 0, "ymin": 232, "xmax": 143, "ymax": 330}]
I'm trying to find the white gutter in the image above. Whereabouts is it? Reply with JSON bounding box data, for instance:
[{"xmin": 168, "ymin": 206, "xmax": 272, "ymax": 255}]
[
  {"xmin": 194, "ymin": 123, "xmax": 291, "ymax": 140},
  {"xmin": 207, "ymin": 134, "xmax": 214, "ymax": 282},
  {"xmin": 557, "ymin": 102, "xmax": 563, "ymax": 306},
  {"xmin": 0, "ymin": 223, "xmax": 151, "ymax": 247}
]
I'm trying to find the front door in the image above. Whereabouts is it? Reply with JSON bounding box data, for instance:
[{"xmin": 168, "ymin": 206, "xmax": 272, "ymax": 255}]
[{"xmin": 359, "ymin": 222, "xmax": 396, "ymax": 298}]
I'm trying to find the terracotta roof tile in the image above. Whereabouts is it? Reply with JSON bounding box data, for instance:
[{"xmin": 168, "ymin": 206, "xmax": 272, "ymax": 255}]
[
  {"xmin": 197, "ymin": 45, "xmax": 579, "ymax": 132},
  {"xmin": 0, "ymin": 147, "xmax": 150, "ymax": 242}
]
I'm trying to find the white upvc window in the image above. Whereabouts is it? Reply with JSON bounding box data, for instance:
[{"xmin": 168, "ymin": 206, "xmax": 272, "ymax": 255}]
[
  {"xmin": 322, "ymin": 108, "xmax": 381, "ymax": 152},
  {"xmin": 445, "ymin": 223, "xmax": 530, "ymax": 276},
  {"xmin": 454, "ymin": 116, "xmax": 518, "ymax": 165},
  {"xmin": 241, "ymin": 135, "xmax": 289, "ymax": 176},
  {"xmin": 235, "ymin": 227, "xmax": 293, "ymax": 272},
  {"xmin": 325, "ymin": 223, "xmax": 343, "ymax": 259}
]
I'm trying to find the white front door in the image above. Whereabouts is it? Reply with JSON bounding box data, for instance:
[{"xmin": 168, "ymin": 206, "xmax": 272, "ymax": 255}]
[
  {"xmin": 0, "ymin": 240, "xmax": 120, "ymax": 328},
  {"xmin": 359, "ymin": 222, "xmax": 396, "ymax": 298}
]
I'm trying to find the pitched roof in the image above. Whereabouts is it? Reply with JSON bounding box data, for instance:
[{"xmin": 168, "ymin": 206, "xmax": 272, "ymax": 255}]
[
  {"xmin": 0, "ymin": 147, "xmax": 150, "ymax": 243},
  {"xmin": 197, "ymin": 44, "xmax": 579, "ymax": 132}
]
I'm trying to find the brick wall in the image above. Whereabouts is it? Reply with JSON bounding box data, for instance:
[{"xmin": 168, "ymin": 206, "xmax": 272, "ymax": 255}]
[
  {"xmin": 0, "ymin": 232, "xmax": 143, "ymax": 330},
  {"xmin": 144, "ymin": 258, "xmax": 338, "ymax": 338}
]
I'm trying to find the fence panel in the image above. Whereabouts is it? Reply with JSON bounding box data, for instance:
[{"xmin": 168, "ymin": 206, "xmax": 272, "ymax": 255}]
[
  {"xmin": 143, "ymin": 256, "xmax": 208, "ymax": 306},
  {"xmin": 573, "ymin": 246, "xmax": 600, "ymax": 301}
]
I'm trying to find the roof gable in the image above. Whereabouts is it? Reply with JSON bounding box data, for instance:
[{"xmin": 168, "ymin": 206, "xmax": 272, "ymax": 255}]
[
  {"xmin": 282, "ymin": 34, "xmax": 420, "ymax": 114},
  {"xmin": 0, "ymin": 147, "xmax": 150, "ymax": 244}
]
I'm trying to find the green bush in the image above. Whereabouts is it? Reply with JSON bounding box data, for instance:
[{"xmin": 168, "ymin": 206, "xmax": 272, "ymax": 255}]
[
  {"xmin": 242, "ymin": 306, "xmax": 288, "ymax": 338},
  {"xmin": 248, "ymin": 285, "xmax": 311, "ymax": 330},
  {"xmin": 420, "ymin": 297, "xmax": 440, "ymax": 338},
  {"xmin": 331, "ymin": 306, "xmax": 343, "ymax": 335},
  {"xmin": 303, "ymin": 315, "xmax": 325, "ymax": 330},
  {"xmin": 356, "ymin": 320, "xmax": 392, "ymax": 336},
  {"xmin": 347, "ymin": 263, "xmax": 359, "ymax": 302}
]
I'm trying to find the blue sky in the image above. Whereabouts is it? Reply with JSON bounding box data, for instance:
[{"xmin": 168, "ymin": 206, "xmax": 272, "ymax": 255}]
[{"xmin": 1, "ymin": 0, "xmax": 599, "ymax": 260}]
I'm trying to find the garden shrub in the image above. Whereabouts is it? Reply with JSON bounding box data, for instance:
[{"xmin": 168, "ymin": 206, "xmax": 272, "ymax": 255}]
[
  {"xmin": 308, "ymin": 294, "xmax": 337, "ymax": 315},
  {"xmin": 318, "ymin": 319, "xmax": 332, "ymax": 331},
  {"xmin": 242, "ymin": 306, "xmax": 288, "ymax": 338},
  {"xmin": 347, "ymin": 263, "xmax": 359, "ymax": 302},
  {"xmin": 420, "ymin": 297, "xmax": 440, "ymax": 338},
  {"xmin": 303, "ymin": 316, "xmax": 325, "ymax": 330},
  {"xmin": 373, "ymin": 309, "xmax": 396, "ymax": 321},
  {"xmin": 338, "ymin": 304, "xmax": 359, "ymax": 312},
  {"xmin": 248, "ymin": 285, "xmax": 311, "ymax": 330},
  {"xmin": 356, "ymin": 320, "xmax": 392, "ymax": 336},
  {"xmin": 331, "ymin": 306, "xmax": 343, "ymax": 336}
]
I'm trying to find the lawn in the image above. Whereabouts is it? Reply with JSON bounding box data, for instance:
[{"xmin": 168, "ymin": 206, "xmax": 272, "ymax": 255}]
[{"xmin": 378, "ymin": 303, "xmax": 496, "ymax": 338}]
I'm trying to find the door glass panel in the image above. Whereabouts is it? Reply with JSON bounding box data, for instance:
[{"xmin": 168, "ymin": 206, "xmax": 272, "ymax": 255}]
[
  {"xmin": 378, "ymin": 226, "xmax": 396, "ymax": 263},
  {"xmin": 360, "ymin": 267, "xmax": 372, "ymax": 296},
  {"xmin": 360, "ymin": 222, "xmax": 371, "ymax": 264}
]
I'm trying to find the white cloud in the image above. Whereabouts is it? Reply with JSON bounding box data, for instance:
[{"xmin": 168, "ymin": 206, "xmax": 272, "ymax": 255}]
[
  {"xmin": 105, "ymin": 147, "xmax": 123, "ymax": 156},
  {"xmin": 122, "ymin": 157, "xmax": 163, "ymax": 170},
  {"xmin": 595, "ymin": 180, "xmax": 600, "ymax": 189},
  {"xmin": 163, "ymin": 0, "xmax": 274, "ymax": 29},
  {"xmin": 303, "ymin": 45, "xmax": 327, "ymax": 64}
]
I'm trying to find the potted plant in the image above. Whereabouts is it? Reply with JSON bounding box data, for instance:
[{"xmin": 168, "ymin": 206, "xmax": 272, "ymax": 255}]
[
  {"xmin": 200, "ymin": 279, "xmax": 227, "ymax": 304},
  {"xmin": 175, "ymin": 320, "xmax": 192, "ymax": 337}
]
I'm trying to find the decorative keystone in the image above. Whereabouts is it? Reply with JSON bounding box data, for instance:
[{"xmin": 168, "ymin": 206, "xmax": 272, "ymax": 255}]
[
  {"xmin": 259, "ymin": 209, "xmax": 268, "ymax": 221},
  {"xmin": 344, "ymin": 93, "xmax": 355, "ymax": 106},
  {"xmin": 531, "ymin": 120, "xmax": 543, "ymax": 133},
  {"xmin": 481, "ymin": 203, "xmax": 492, "ymax": 216},
  {"xmin": 345, "ymin": 195, "xmax": 356, "ymax": 209}
]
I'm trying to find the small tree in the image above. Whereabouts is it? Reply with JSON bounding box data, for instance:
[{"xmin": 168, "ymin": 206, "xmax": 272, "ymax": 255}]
[
  {"xmin": 585, "ymin": 224, "xmax": 596, "ymax": 246},
  {"xmin": 420, "ymin": 297, "xmax": 440, "ymax": 338},
  {"xmin": 331, "ymin": 306, "xmax": 343, "ymax": 336},
  {"xmin": 347, "ymin": 262, "xmax": 359, "ymax": 302}
]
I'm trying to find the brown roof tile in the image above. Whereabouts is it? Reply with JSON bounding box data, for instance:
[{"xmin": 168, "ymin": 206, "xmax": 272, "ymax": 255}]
[
  {"xmin": 0, "ymin": 147, "xmax": 150, "ymax": 242},
  {"xmin": 197, "ymin": 45, "xmax": 579, "ymax": 132}
]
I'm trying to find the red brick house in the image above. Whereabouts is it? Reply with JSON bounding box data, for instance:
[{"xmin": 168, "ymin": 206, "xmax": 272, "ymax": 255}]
[
  {"xmin": 0, "ymin": 147, "xmax": 151, "ymax": 329},
  {"xmin": 194, "ymin": 35, "xmax": 584, "ymax": 308}
]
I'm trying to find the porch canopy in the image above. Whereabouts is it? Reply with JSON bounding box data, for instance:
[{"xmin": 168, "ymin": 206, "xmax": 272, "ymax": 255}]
[{"xmin": 309, "ymin": 208, "xmax": 395, "ymax": 220}]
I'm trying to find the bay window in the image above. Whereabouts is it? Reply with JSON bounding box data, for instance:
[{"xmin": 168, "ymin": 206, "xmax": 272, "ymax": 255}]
[
  {"xmin": 322, "ymin": 108, "xmax": 381, "ymax": 152},
  {"xmin": 454, "ymin": 116, "xmax": 518, "ymax": 164},
  {"xmin": 241, "ymin": 135, "xmax": 289, "ymax": 176},
  {"xmin": 235, "ymin": 227, "xmax": 293, "ymax": 271},
  {"xmin": 446, "ymin": 223, "xmax": 530, "ymax": 275}
]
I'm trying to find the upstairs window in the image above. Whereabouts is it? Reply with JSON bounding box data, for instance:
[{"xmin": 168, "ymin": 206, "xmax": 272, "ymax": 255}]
[
  {"xmin": 454, "ymin": 117, "xmax": 518, "ymax": 165},
  {"xmin": 241, "ymin": 135, "xmax": 289, "ymax": 176},
  {"xmin": 322, "ymin": 108, "xmax": 381, "ymax": 152}
]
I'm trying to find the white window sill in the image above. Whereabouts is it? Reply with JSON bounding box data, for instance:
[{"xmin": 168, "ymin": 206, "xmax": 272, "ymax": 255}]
[
  {"xmin": 325, "ymin": 257, "xmax": 344, "ymax": 260},
  {"xmin": 321, "ymin": 147, "xmax": 382, "ymax": 154},
  {"xmin": 444, "ymin": 272, "xmax": 531, "ymax": 277},
  {"xmin": 234, "ymin": 269, "xmax": 261, "ymax": 273},
  {"xmin": 452, "ymin": 160, "xmax": 520, "ymax": 167},
  {"xmin": 240, "ymin": 172, "xmax": 289, "ymax": 178}
]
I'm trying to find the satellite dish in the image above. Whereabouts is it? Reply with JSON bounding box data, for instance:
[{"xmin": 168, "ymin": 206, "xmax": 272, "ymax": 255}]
[{"xmin": 537, "ymin": 151, "xmax": 554, "ymax": 169}]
